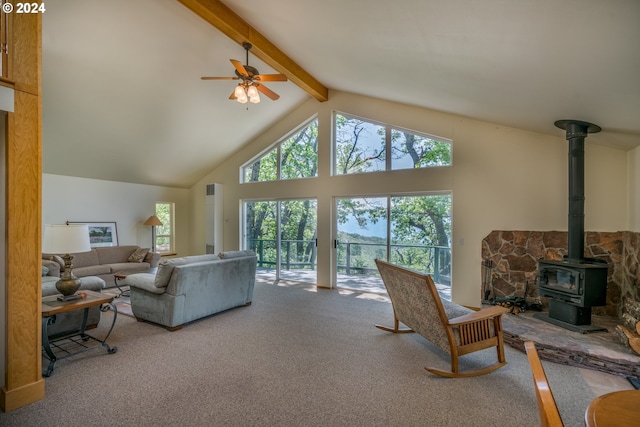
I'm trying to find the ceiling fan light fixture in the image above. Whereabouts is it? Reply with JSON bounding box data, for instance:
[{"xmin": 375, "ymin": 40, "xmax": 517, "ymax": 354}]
[
  {"xmin": 247, "ymin": 85, "xmax": 260, "ymax": 103},
  {"xmin": 203, "ymin": 42, "xmax": 286, "ymax": 103},
  {"xmin": 234, "ymin": 84, "xmax": 248, "ymax": 103}
]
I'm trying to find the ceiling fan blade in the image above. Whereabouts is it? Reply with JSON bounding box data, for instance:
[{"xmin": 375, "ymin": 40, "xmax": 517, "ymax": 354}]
[
  {"xmin": 201, "ymin": 76, "xmax": 239, "ymax": 80},
  {"xmin": 254, "ymin": 74, "xmax": 288, "ymax": 82},
  {"xmin": 255, "ymin": 83, "xmax": 280, "ymax": 100},
  {"xmin": 230, "ymin": 59, "xmax": 249, "ymax": 77}
]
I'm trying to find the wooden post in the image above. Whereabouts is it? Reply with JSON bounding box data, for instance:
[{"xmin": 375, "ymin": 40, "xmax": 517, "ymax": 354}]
[{"xmin": 0, "ymin": 12, "xmax": 44, "ymax": 412}]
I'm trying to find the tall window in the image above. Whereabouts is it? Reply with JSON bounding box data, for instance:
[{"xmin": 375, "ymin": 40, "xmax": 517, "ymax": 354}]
[
  {"xmin": 334, "ymin": 112, "xmax": 452, "ymax": 175},
  {"xmin": 154, "ymin": 202, "xmax": 174, "ymax": 254},
  {"xmin": 242, "ymin": 117, "xmax": 318, "ymax": 183}
]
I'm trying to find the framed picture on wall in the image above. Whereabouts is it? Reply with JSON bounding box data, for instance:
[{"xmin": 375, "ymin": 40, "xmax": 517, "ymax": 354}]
[{"xmin": 69, "ymin": 222, "xmax": 119, "ymax": 247}]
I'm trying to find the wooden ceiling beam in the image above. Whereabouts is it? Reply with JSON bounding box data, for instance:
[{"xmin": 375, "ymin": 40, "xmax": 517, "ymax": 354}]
[{"xmin": 178, "ymin": 0, "xmax": 328, "ymax": 102}]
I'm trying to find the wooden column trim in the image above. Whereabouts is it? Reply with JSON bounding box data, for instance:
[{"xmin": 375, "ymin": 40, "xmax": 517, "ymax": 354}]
[{"xmin": 0, "ymin": 12, "xmax": 43, "ymax": 412}]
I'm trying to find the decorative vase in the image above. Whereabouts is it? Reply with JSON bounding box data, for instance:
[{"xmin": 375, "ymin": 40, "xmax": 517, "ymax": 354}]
[{"xmin": 55, "ymin": 254, "xmax": 82, "ymax": 300}]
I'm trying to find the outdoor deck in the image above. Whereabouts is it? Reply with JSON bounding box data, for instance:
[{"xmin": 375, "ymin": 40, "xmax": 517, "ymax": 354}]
[{"xmin": 256, "ymin": 267, "xmax": 452, "ymax": 300}]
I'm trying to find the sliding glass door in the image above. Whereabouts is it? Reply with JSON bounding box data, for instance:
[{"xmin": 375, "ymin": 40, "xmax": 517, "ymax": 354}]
[
  {"xmin": 244, "ymin": 199, "xmax": 317, "ymax": 284},
  {"xmin": 244, "ymin": 200, "xmax": 277, "ymax": 278},
  {"xmin": 335, "ymin": 197, "xmax": 388, "ymax": 292},
  {"xmin": 335, "ymin": 193, "xmax": 452, "ymax": 293},
  {"xmin": 278, "ymin": 199, "xmax": 317, "ymax": 282}
]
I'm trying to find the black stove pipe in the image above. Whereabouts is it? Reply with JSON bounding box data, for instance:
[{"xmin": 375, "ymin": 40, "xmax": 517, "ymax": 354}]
[{"xmin": 554, "ymin": 119, "xmax": 601, "ymax": 262}]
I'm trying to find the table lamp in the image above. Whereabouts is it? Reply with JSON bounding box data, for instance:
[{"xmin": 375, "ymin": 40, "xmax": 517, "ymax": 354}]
[
  {"xmin": 42, "ymin": 223, "xmax": 92, "ymax": 301},
  {"xmin": 144, "ymin": 215, "xmax": 163, "ymax": 252}
]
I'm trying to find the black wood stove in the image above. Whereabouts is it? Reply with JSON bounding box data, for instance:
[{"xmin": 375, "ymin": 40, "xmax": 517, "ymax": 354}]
[{"xmin": 534, "ymin": 120, "xmax": 609, "ymax": 333}]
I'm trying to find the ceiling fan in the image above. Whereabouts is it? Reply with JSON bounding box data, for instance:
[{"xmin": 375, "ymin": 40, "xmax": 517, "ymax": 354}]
[{"xmin": 201, "ymin": 42, "xmax": 288, "ymax": 104}]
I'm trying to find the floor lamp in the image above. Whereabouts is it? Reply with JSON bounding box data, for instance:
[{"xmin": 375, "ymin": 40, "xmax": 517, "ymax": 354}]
[{"xmin": 144, "ymin": 215, "xmax": 163, "ymax": 252}]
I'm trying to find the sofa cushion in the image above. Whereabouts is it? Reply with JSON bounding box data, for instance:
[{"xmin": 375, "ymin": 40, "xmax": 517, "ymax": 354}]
[
  {"xmin": 41, "ymin": 275, "xmax": 105, "ymax": 297},
  {"xmin": 95, "ymin": 246, "xmax": 140, "ymax": 264},
  {"xmin": 125, "ymin": 273, "xmax": 166, "ymax": 294},
  {"xmin": 154, "ymin": 254, "xmax": 219, "ymax": 288},
  {"xmin": 128, "ymin": 247, "xmax": 149, "ymax": 263},
  {"xmin": 70, "ymin": 250, "xmax": 100, "ymax": 268},
  {"xmin": 218, "ymin": 250, "xmax": 255, "ymax": 259},
  {"xmin": 73, "ymin": 264, "xmax": 111, "ymax": 277},
  {"xmin": 107, "ymin": 262, "xmax": 152, "ymax": 274},
  {"xmin": 41, "ymin": 276, "xmax": 57, "ymax": 286}
]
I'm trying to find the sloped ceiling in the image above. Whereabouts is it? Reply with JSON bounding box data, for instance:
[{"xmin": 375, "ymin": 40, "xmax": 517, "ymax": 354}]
[{"xmin": 42, "ymin": 0, "xmax": 640, "ymax": 189}]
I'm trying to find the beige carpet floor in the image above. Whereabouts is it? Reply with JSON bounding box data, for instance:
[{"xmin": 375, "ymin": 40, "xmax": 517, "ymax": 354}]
[{"xmin": 1, "ymin": 281, "xmax": 598, "ymax": 426}]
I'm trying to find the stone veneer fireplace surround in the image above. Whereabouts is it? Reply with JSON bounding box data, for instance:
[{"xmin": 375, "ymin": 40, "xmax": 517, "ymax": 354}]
[{"xmin": 481, "ymin": 230, "xmax": 640, "ymax": 319}]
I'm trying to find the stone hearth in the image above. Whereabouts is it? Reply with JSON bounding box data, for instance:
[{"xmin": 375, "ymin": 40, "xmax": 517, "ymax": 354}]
[{"xmin": 502, "ymin": 311, "xmax": 640, "ymax": 379}]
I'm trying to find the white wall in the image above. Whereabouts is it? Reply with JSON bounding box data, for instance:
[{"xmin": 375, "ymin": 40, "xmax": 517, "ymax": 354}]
[
  {"xmin": 43, "ymin": 174, "xmax": 191, "ymax": 256},
  {"xmin": 190, "ymin": 90, "xmax": 630, "ymax": 307}
]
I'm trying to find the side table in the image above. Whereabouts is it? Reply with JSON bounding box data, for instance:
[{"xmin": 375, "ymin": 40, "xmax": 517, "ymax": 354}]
[
  {"xmin": 42, "ymin": 290, "xmax": 118, "ymax": 377},
  {"xmin": 585, "ymin": 389, "xmax": 640, "ymax": 427}
]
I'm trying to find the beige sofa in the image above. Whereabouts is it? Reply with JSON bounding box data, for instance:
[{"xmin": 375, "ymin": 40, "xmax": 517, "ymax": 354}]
[{"xmin": 43, "ymin": 245, "xmax": 161, "ymax": 289}]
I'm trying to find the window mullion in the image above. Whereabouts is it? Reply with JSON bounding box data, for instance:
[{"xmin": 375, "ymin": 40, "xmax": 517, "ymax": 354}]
[
  {"xmin": 386, "ymin": 196, "xmax": 391, "ymax": 261},
  {"xmin": 385, "ymin": 126, "xmax": 391, "ymax": 171}
]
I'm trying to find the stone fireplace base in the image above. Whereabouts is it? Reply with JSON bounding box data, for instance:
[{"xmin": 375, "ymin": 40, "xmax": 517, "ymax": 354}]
[
  {"xmin": 481, "ymin": 230, "xmax": 640, "ymax": 319},
  {"xmin": 482, "ymin": 230, "xmax": 640, "ymax": 378},
  {"xmin": 502, "ymin": 310, "xmax": 640, "ymax": 379}
]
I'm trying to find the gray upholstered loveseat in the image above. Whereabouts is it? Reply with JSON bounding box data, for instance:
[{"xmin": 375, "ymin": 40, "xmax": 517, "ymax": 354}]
[
  {"xmin": 123, "ymin": 251, "xmax": 257, "ymax": 330},
  {"xmin": 42, "ymin": 245, "xmax": 161, "ymax": 288}
]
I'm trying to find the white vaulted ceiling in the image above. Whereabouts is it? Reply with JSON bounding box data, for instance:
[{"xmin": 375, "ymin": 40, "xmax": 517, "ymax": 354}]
[{"xmin": 42, "ymin": 0, "xmax": 640, "ymax": 188}]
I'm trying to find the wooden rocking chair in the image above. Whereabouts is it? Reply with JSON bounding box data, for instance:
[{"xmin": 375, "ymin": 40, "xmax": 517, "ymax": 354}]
[{"xmin": 374, "ymin": 259, "xmax": 508, "ymax": 378}]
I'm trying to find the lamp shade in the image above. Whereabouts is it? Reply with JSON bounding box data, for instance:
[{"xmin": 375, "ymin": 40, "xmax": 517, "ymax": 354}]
[
  {"xmin": 144, "ymin": 215, "xmax": 163, "ymax": 226},
  {"xmin": 42, "ymin": 224, "xmax": 91, "ymax": 254}
]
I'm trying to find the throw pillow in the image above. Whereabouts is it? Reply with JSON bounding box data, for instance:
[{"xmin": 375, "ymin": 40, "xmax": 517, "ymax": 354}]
[
  {"xmin": 41, "ymin": 266, "xmax": 49, "ymax": 277},
  {"xmin": 153, "ymin": 255, "xmax": 219, "ymax": 288},
  {"xmin": 128, "ymin": 248, "xmax": 149, "ymax": 263},
  {"xmin": 46, "ymin": 254, "xmax": 65, "ymax": 270},
  {"xmin": 154, "ymin": 259, "xmax": 177, "ymax": 288}
]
